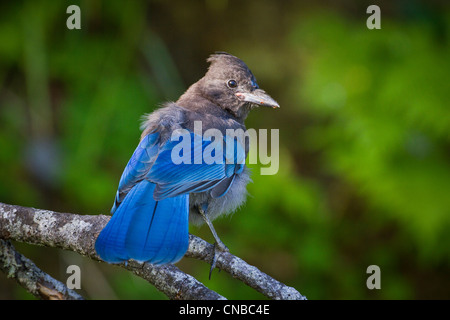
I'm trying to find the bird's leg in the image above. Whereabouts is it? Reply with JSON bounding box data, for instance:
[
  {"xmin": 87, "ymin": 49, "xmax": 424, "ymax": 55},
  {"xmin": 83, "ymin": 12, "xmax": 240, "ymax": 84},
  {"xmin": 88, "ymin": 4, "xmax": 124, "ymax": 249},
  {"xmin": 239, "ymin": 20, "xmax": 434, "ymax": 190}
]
[
  {"xmin": 198, "ymin": 207, "xmax": 228, "ymax": 251},
  {"xmin": 197, "ymin": 205, "xmax": 229, "ymax": 279}
]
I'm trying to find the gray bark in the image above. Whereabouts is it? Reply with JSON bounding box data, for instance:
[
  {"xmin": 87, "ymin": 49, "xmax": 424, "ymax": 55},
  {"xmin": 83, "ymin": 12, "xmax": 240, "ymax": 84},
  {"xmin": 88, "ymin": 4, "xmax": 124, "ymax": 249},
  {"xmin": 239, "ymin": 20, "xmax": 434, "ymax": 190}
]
[
  {"xmin": 0, "ymin": 239, "xmax": 84, "ymax": 300},
  {"xmin": 0, "ymin": 202, "xmax": 306, "ymax": 300}
]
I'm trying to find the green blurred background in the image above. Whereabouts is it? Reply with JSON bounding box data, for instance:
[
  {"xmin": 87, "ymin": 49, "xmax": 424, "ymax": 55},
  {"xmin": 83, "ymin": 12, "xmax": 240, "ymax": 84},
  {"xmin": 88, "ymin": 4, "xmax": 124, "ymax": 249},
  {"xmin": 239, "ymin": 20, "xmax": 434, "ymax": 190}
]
[{"xmin": 1, "ymin": 0, "xmax": 449, "ymax": 299}]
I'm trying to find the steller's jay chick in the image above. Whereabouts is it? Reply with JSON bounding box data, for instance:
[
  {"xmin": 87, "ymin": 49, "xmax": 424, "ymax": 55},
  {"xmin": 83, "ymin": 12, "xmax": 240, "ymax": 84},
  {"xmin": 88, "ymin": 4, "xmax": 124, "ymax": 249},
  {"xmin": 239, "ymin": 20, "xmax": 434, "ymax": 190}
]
[{"xmin": 95, "ymin": 52, "xmax": 279, "ymax": 275}]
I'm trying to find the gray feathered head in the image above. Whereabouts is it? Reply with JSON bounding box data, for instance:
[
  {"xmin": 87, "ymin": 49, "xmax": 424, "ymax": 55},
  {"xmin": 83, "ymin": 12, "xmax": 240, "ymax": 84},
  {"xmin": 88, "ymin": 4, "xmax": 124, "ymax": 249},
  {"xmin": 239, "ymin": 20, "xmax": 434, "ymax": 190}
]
[{"xmin": 199, "ymin": 52, "xmax": 279, "ymax": 120}]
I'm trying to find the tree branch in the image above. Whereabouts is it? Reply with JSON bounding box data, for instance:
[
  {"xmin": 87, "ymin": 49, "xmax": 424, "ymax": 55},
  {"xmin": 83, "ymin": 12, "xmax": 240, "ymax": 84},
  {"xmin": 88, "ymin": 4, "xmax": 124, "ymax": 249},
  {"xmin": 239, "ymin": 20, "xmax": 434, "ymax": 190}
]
[
  {"xmin": 0, "ymin": 202, "xmax": 306, "ymax": 300},
  {"xmin": 0, "ymin": 239, "xmax": 84, "ymax": 300},
  {"xmin": 187, "ymin": 236, "xmax": 305, "ymax": 300},
  {"xmin": 0, "ymin": 202, "xmax": 224, "ymax": 300}
]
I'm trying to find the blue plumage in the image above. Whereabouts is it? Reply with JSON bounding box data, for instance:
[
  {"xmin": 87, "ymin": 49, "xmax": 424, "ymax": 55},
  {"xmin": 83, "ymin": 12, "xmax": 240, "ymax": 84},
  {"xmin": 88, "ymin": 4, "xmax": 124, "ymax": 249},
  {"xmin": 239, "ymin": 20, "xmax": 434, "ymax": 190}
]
[
  {"xmin": 111, "ymin": 132, "xmax": 160, "ymax": 214},
  {"xmin": 95, "ymin": 52, "xmax": 279, "ymax": 268},
  {"xmin": 95, "ymin": 130, "xmax": 245, "ymax": 264},
  {"xmin": 95, "ymin": 180, "xmax": 189, "ymax": 264}
]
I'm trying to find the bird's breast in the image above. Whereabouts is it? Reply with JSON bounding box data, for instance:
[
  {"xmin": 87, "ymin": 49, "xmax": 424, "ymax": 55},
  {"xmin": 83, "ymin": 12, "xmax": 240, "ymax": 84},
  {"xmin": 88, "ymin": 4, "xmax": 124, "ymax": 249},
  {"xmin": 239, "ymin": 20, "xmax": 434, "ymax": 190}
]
[{"xmin": 188, "ymin": 168, "xmax": 251, "ymax": 226}]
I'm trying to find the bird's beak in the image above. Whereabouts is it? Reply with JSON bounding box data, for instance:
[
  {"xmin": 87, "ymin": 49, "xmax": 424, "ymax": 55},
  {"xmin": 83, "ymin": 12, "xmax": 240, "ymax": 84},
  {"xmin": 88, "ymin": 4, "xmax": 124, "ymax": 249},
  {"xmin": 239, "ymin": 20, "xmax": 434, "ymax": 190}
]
[{"xmin": 236, "ymin": 89, "xmax": 280, "ymax": 109}]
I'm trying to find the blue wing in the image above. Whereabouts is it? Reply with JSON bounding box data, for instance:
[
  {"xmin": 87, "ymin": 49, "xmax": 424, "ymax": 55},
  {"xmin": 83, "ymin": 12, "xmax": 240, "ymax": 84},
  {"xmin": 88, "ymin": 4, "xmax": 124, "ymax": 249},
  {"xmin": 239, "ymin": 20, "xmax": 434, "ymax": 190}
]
[
  {"xmin": 111, "ymin": 132, "xmax": 160, "ymax": 214},
  {"xmin": 95, "ymin": 129, "xmax": 245, "ymax": 264},
  {"xmin": 148, "ymin": 131, "xmax": 245, "ymax": 200}
]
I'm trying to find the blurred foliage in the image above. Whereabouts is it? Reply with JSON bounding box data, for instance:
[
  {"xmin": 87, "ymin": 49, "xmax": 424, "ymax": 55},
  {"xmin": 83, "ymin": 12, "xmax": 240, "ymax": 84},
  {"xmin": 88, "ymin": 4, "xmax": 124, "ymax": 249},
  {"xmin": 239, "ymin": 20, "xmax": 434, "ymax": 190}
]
[{"xmin": 0, "ymin": 0, "xmax": 449, "ymax": 299}]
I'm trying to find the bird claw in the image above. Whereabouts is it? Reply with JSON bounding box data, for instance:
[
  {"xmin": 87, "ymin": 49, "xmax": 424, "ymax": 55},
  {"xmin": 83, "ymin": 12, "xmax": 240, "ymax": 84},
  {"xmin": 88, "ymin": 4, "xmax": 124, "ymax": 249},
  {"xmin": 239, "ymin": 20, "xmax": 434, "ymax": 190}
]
[{"xmin": 209, "ymin": 241, "xmax": 229, "ymax": 280}]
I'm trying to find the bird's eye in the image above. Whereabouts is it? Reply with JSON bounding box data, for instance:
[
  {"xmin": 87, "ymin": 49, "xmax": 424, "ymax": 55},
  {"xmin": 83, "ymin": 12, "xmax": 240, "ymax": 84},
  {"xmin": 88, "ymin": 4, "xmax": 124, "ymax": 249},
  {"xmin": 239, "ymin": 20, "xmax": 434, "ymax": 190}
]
[{"xmin": 227, "ymin": 80, "xmax": 238, "ymax": 88}]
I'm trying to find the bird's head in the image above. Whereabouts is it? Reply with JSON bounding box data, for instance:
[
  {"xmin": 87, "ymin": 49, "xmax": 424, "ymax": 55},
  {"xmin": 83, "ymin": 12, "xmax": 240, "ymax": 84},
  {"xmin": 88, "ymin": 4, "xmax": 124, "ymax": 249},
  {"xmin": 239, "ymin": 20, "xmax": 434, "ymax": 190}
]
[{"xmin": 197, "ymin": 52, "xmax": 279, "ymax": 120}]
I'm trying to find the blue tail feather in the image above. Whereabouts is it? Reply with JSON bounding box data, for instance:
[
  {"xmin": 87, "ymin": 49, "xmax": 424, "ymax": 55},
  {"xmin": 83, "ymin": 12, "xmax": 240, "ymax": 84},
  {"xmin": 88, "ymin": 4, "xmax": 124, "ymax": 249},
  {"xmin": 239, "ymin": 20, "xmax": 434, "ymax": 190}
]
[{"xmin": 95, "ymin": 180, "xmax": 189, "ymax": 264}]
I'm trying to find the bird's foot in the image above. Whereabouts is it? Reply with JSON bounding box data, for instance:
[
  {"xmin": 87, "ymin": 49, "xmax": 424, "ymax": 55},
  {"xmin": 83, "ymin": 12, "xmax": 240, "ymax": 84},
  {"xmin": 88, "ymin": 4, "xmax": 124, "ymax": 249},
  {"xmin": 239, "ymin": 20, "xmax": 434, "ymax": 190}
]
[{"xmin": 209, "ymin": 241, "xmax": 229, "ymax": 280}]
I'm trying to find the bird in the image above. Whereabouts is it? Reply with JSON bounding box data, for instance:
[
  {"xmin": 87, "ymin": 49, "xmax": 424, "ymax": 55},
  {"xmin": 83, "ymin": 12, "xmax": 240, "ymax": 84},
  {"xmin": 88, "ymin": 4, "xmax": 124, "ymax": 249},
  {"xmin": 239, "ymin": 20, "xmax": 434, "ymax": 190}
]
[{"xmin": 95, "ymin": 52, "xmax": 279, "ymax": 276}]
